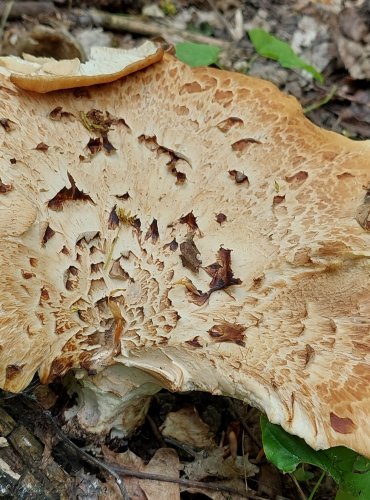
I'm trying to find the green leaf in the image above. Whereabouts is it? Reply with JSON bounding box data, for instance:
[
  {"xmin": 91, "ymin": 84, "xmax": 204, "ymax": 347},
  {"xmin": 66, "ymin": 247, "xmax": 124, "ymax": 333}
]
[
  {"xmin": 261, "ymin": 416, "xmax": 370, "ymax": 499},
  {"xmin": 248, "ymin": 28, "xmax": 324, "ymax": 83},
  {"xmin": 175, "ymin": 42, "xmax": 221, "ymax": 67}
]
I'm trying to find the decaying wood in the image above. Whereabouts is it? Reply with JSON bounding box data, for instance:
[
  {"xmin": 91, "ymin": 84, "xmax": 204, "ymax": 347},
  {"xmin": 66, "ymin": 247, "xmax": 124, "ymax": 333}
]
[
  {"xmin": 89, "ymin": 8, "xmax": 229, "ymax": 47},
  {"xmin": 0, "ymin": 403, "xmax": 70, "ymax": 498}
]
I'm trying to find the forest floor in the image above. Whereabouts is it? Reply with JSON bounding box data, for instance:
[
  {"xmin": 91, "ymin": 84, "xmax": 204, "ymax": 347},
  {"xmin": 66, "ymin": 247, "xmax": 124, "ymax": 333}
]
[{"xmin": 0, "ymin": 1, "xmax": 369, "ymax": 499}]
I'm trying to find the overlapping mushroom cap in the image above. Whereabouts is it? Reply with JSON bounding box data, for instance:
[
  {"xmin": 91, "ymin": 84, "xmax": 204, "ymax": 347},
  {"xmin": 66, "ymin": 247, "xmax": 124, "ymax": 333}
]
[
  {"xmin": 0, "ymin": 41, "xmax": 163, "ymax": 92},
  {"xmin": 0, "ymin": 53, "xmax": 369, "ymax": 457}
]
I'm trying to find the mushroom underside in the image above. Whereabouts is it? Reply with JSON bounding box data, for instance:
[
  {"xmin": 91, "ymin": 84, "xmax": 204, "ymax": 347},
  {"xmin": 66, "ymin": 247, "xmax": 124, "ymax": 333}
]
[{"xmin": 0, "ymin": 54, "xmax": 369, "ymax": 457}]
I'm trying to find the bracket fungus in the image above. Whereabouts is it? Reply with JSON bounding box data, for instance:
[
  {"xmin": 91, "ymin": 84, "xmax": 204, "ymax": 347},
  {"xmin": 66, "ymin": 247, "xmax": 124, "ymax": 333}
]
[{"xmin": 0, "ymin": 51, "xmax": 369, "ymax": 459}]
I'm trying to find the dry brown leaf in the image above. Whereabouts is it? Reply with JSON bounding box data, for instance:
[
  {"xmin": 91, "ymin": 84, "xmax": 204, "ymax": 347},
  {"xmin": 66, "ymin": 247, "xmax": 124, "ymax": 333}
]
[
  {"xmin": 102, "ymin": 446, "xmax": 180, "ymax": 500},
  {"xmin": 184, "ymin": 447, "xmax": 258, "ymax": 482},
  {"xmin": 141, "ymin": 449, "xmax": 180, "ymax": 500},
  {"xmin": 160, "ymin": 407, "xmax": 215, "ymax": 449}
]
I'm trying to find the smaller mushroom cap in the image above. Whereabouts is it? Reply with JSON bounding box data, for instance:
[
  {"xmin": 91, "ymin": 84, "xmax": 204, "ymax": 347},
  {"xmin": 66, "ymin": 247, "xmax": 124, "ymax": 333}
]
[{"xmin": 0, "ymin": 41, "xmax": 163, "ymax": 93}]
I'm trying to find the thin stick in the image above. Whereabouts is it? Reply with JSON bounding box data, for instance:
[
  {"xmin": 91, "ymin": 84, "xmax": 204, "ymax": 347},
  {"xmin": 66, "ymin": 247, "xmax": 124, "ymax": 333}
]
[
  {"xmin": 289, "ymin": 472, "xmax": 308, "ymax": 500},
  {"xmin": 163, "ymin": 436, "xmax": 199, "ymax": 458},
  {"xmin": 43, "ymin": 410, "xmax": 130, "ymax": 500},
  {"xmin": 20, "ymin": 393, "xmax": 263, "ymax": 499},
  {"xmin": 206, "ymin": 0, "xmax": 235, "ymax": 40},
  {"xmin": 89, "ymin": 9, "xmax": 229, "ymax": 48},
  {"xmin": 110, "ymin": 464, "xmax": 266, "ymax": 499},
  {"xmin": 0, "ymin": 1, "xmax": 14, "ymax": 42},
  {"xmin": 307, "ymin": 470, "xmax": 326, "ymax": 500},
  {"xmin": 303, "ymin": 86, "xmax": 338, "ymax": 114}
]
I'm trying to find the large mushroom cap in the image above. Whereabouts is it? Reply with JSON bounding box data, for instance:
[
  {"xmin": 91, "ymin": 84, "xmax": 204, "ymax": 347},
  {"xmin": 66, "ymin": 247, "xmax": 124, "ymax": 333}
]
[{"xmin": 0, "ymin": 53, "xmax": 369, "ymax": 457}]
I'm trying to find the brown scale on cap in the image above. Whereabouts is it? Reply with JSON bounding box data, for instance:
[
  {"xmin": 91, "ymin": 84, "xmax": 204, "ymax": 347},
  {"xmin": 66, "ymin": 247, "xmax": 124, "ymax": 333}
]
[{"xmin": 0, "ymin": 52, "xmax": 369, "ymax": 458}]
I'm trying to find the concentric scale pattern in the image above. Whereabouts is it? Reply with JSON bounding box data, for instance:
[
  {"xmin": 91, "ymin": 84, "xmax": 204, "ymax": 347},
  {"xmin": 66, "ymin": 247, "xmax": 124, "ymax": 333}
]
[{"xmin": 0, "ymin": 54, "xmax": 369, "ymax": 456}]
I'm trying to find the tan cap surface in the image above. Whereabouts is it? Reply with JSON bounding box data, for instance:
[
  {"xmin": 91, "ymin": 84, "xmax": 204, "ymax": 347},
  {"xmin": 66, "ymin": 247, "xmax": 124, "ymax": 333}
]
[{"xmin": 0, "ymin": 53, "xmax": 369, "ymax": 457}]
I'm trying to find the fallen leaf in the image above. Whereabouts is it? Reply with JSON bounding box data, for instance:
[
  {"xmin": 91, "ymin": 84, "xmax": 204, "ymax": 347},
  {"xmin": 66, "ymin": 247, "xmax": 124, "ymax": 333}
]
[
  {"xmin": 184, "ymin": 446, "xmax": 258, "ymax": 483},
  {"xmin": 160, "ymin": 407, "xmax": 215, "ymax": 449},
  {"xmin": 102, "ymin": 446, "xmax": 181, "ymax": 500}
]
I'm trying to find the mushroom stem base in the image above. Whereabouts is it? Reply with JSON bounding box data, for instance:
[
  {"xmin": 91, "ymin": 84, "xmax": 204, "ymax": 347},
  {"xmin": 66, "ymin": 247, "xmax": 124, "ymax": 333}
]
[{"xmin": 63, "ymin": 365, "xmax": 162, "ymax": 437}]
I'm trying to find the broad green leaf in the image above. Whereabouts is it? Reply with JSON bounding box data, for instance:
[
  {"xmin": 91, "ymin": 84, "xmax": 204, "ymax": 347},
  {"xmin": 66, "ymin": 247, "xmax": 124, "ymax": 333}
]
[
  {"xmin": 260, "ymin": 414, "xmax": 329, "ymax": 474},
  {"xmin": 261, "ymin": 416, "xmax": 370, "ymax": 499},
  {"xmin": 175, "ymin": 42, "xmax": 220, "ymax": 67},
  {"xmin": 248, "ymin": 28, "xmax": 324, "ymax": 83}
]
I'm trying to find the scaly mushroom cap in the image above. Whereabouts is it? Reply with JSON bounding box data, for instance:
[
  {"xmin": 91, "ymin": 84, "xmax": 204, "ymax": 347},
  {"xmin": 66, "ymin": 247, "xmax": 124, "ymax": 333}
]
[
  {"xmin": 0, "ymin": 41, "xmax": 163, "ymax": 92},
  {"xmin": 0, "ymin": 54, "xmax": 369, "ymax": 457}
]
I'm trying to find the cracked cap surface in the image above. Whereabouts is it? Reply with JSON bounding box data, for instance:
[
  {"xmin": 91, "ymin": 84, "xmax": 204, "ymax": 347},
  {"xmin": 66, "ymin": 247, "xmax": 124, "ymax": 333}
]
[{"xmin": 0, "ymin": 53, "xmax": 369, "ymax": 457}]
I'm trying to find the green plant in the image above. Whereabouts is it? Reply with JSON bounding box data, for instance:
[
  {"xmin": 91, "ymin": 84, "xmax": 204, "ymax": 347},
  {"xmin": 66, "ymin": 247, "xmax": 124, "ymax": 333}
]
[
  {"xmin": 160, "ymin": 0, "xmax": 176, "ymax": 16},
  {"xmin": 175, "ymin": 42, "xmax": 221, "ymax": 68},
  {"xmin": 248, "ymin": 28, "xmax": 324, "ymax": 83},
  {"xmin": 261, "ymin": 415, "xmax": 370, "ymax": 499}
]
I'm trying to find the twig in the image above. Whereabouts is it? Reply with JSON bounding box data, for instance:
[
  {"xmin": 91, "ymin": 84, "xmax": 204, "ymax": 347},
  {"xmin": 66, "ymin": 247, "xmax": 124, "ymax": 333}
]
[
  {"xmin": 242, "ymin": 430, "xmax": 249, "ymax": 496},
  {"xmin": 43, "ymin": 410, "xmax": 130, "ymax": 500},
  {"xmin": 303, "ymin": 85, "xmax": 338, "ymax": 114},
  {"xmin": 0, "ymin": 1, "xmax": 14, "ymax": 43},
  {"xmin": 290, "ymin": 472, "xmax": 308, "ymax": 500},
  {"xmin": 110, "ymin": 464, "xmax": 266, "ymax": 499},
  {"xmin": 307, "ymin": 470, "xmax": 326, "ymax": 500},
  {"xmin": 89, "ymin": 9, "xmax": 229, "ymax": 48},
  {"xmin": 163, "ymin": 436, "xmax": 199, "ymax": 458},
  {"xmin": 17, "ymin": 393, "xmax": 267, "ymax": 500},
  {"xmin": 228, "ymin": 401, "xmax": 262, "ymax": 449},
  {"xmin": 205, "ymin": 0, "xmax": 235, "ymax": 40}
]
